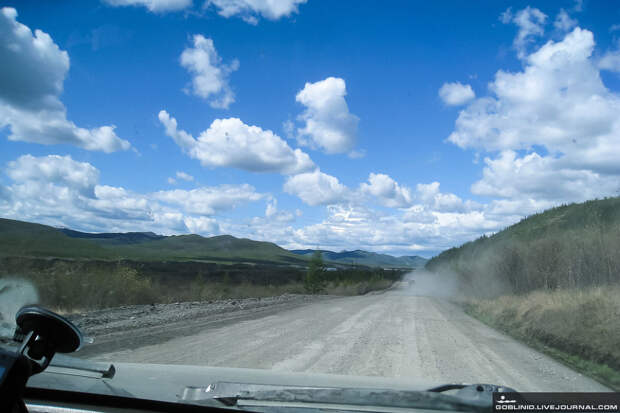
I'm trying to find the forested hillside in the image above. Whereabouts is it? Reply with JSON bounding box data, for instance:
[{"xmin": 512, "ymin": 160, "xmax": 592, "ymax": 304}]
[
  {"xmin": 426, "ymin": 197, "xmax": 620, "ymax": 294},
  {"xmin": 425, "ymin": 197, "xmax": 620, "ymax": 389}
]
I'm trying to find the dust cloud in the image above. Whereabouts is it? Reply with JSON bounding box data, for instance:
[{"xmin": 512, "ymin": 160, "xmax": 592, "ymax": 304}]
[
  {"xmin": 404, "ymin": 267, "xmax": 509, "ymax": 300},
  {"xmin": 403, "ymin": 270, "xmax": 462, "ymax": 298},
  {"xmin": 0, "ymin": 278, "xmax": 39, "ymax": 337}
]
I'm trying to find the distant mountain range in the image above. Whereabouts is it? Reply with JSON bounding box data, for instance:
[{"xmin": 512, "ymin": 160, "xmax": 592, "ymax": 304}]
[
  {"xmin": 0, "ymin": 218, "xmax": 302, "ymax": 265},
  {"xmin": 59, "ymin": 228, "xmax": 165, "ymax": 244},
  {"xmin": 290, "ymin": 249, "xmax": 427, "ymax": 269},
  {"xmin": 0, "ymin": 218, "xmax": 426, "ymax": 269}
]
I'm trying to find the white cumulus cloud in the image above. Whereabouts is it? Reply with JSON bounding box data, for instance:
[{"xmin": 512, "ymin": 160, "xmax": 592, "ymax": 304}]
[
  {"xmin": 102, "ymin": 0, "xmax": 193, "ymax": 12},
  {"xmin": 159, "ymin": 110, "xmax": 315, "ymax": 174},
  {"xmin": 264, "ymin": 203, "xmax": 503, "ymax": 255},
  {"xmin": 438, "ymin": 82, "xmax": 475, "ymax": 106},
  {"xmin": 415, "ymin": 182, "xmax": 470, "ymax": 213},
  {"xmin": 176, "ymin": 171, "xmax": 194, "ymax": 181},
  {"xmin": 295, "ymin": 77, "xmax": 359, "ymax": 155},
  {"xmin": 167, "ymin": 171, "xmax": 194, "ymax": 184},
  {"xmin": 447, "ymin": 26, "xmax": 620, "ymax": 210},
  {"xmin": 599, "ymin": 41, "xmax": 620, "ymax": 73},
  {"xmin": 263, "ymin": 198, "xmax": 294, "ymax": 222},
  {"xmin": 501, "ymin": 6, "xmax": 547, "ymax": 58},
  {"xmin": 153, "ymin": 185, "xmax": 264, "ymax": 215},
  {"xmin": 360, "ymin": 173, "xmax": 412, "ymax": 208},
  {"xmin": 554, "ymin": 9, "xmax": 577, "ymax": 32},
  {"xmin": 0, "ymin": 154, "xmax": 265, "ymax": 235},
  {"xmin": 0, "ymin": 8, "xmax": 130, "ymax": 152},
  {"xmin": 206, "ymin": 0, "xmax": 306, "ymax": 24},
  {"xmin": 471, "ymin": 151, "xmax": 618, "ymax": 203},
  {"xmin": 283, "ymin": 170, "xmax": 349, "ymax": 206},
  {"xmin": 7, "ymin": 154, "xmax": 99, "ymax": 198},
  {"xmin": 180, "ymin": 35, "xmax": 239, "ymax": 109}
]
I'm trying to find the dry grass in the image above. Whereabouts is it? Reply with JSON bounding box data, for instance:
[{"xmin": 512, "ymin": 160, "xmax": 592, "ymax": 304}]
[
  {"xmin": 465, "ymin": 286, "xmax": 620, "ymax": 389},
  {"xmin": 10, "ymin": 268, "xmax": 397, "ymax": 313}
]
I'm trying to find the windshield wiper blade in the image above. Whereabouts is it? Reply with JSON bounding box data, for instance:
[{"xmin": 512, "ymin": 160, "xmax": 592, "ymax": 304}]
[
  {"xmin": 48, "ymin": 354, "xmax": 116, "ymax": 379},
  {"xmin": 180, "ymin": 382, "xmax": 510, "ymax": 412},
  {"xmin": 228, "ymin": 388, "xmax": 487, "ymax": 411}
]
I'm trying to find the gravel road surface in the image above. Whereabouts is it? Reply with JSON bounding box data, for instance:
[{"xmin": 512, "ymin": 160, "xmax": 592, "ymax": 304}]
[{"xmin": 88, "ymin": 275, "xmax": 610, "ymax": 392}]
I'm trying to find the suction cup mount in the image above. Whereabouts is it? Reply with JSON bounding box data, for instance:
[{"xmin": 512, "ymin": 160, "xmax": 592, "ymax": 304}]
[
  {"xmin": 15, "ymin": 305, "xmax": 83, "ymax": 374},
  {"xmin": 1, "ymin": 306, "xmax": 84, "ymax": 413}
]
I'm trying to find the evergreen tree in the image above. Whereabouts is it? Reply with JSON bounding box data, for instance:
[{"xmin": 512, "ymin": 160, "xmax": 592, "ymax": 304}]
[{"xmin": 305, "ymin": 250, "xmax": 326, "ymax": 293}]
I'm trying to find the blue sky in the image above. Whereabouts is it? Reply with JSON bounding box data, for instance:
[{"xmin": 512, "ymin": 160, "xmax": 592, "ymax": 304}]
[{"xmin": 1, "ymin": 0, "xmax": 620, "ymax": 256}]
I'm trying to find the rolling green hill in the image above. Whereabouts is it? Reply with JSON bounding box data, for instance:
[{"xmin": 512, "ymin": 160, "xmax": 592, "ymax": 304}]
[
  {"xmin": 114, "ymin": 234, "xmax": 304, "ymax": 264},
  {"xmin": 290, "ymin": 249, "xmax": 427, "ymax": 269},
  {"xmin": 0, "ymin": 218, "xmax": 305, "ymax": 265},
  {"xmin": 0, "ymin": 219, "xmax": 109, "ymax": 259}
]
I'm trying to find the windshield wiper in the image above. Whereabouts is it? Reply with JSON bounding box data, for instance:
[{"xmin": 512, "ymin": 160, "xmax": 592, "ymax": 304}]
[
  {"xmin": 180, "ymin": 382, "xmax": 514, "ymax": 412},
  {"xmin": 46, "ymin": 354, "xmax": 115, "ymax": 379}
]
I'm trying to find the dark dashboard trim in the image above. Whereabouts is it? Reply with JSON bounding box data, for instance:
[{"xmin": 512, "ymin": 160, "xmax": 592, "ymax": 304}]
[{"xmin": 24, "ymin": 387, "xmax": 239, "ymax": 413}]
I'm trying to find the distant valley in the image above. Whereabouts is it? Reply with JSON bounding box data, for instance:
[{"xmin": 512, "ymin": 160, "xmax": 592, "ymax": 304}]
[{"xmin": 290, "ymin": 249, "xmax": 427, "ymax": 269}]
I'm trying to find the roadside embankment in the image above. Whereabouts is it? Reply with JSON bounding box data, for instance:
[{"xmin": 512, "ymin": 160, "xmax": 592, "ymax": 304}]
[{"xmin": 463, "ymin": 286, "xmax": 620, "ymax": 390}]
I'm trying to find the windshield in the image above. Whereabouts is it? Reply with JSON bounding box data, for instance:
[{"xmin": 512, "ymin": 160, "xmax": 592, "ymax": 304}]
[{"xmin": 0, "ymin": 0, "xmax": 618, "ymax": 406}]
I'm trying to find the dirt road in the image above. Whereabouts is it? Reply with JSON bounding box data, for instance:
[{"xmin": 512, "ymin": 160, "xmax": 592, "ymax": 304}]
[{"xmin": 91, "ymin": 275, "xmax": 609, "ymax": 392}]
